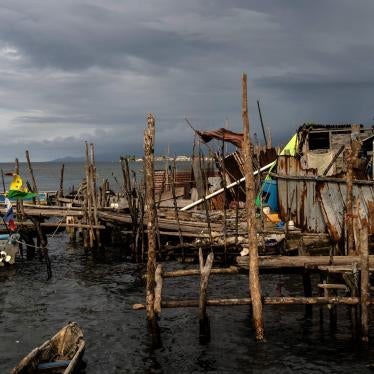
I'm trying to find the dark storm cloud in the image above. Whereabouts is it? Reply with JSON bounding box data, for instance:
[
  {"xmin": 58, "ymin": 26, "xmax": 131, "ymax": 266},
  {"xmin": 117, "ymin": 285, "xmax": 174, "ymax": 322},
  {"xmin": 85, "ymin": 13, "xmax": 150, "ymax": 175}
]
[{"xmin": 0, "ymin": 0, "xmax": 373, "ymax": 160}]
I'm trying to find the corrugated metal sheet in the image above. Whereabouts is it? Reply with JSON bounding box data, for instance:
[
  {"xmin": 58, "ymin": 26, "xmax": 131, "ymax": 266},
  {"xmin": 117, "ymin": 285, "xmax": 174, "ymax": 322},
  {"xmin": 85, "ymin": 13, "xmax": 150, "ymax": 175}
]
[
  {"xmin": 276, "ymin": 156, "xmax": 326, "ymax": 233},
  {"xmin": 276, "ymin": 155, "xmax": 374, "ymax": 240}
]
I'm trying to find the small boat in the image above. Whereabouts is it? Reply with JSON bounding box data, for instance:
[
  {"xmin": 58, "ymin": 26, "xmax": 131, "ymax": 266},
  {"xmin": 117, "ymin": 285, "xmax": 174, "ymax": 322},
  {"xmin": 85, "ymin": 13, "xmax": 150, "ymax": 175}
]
[
  {"xmin": 0, "ymin": 233, "xmax": 19, "ymax": 267},
  {"xmin": 12, "ymin": 322, "xmax": 85, "ymax": 373}
]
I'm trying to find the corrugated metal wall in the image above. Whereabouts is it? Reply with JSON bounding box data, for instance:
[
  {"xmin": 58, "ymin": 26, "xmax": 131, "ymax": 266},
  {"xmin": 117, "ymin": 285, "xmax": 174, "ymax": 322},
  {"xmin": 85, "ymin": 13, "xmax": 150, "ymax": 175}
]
[{"xmin": 276, "ymin": 156, "xmax": 374, "ymax": 240}]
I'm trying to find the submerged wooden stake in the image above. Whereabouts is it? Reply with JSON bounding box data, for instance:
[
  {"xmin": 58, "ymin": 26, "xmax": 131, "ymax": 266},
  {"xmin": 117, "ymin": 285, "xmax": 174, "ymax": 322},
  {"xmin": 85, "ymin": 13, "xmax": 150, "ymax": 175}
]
[
  {"xmin": 241, "ymin": 73, "xmax": 264, "ymax": 341},
  {"xmin": 154, "ymin": 264, "xmax": 163, "ymax": 315},
  {"xmin": 199, "ymin": 248, "xmax": 214, "ymax": 341}
]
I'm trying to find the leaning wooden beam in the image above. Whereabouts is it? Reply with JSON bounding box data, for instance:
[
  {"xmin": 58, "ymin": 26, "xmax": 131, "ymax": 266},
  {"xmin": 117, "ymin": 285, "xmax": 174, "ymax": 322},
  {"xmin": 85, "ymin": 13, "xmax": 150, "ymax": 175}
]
[
  {"xmin": 180, "ymin": 162, "xmax": 274, "ymax": 211},
  {"xmin": 133, "ymin": 296, "xmax": 372, "ymax": 310},
  {"xmin": 242, "ymin": 72, "xmax": 264, "ymax": 341},
  {"xmin": 323, "ymin": 145, "xmax": 345, "ymax": 176}
]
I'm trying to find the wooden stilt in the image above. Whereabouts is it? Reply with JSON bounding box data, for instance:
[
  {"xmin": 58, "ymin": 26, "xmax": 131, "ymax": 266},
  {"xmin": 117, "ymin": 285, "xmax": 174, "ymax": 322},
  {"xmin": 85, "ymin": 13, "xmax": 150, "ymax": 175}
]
[
  {"xmin": 221, "ymin": 136, "xmax": 228, "ymax": 265},
  {"xmin": 154, "ymin": 264, "xmax": 163, "ymax": 315},
  {"xmin": 199, "ymin": 248, "xmax": 214, "ymax": 342},
  {"xmin": 303, "ymin": 269, "xmax": 313, "ymax": 318},
  {"xmin": 25, "ymin": 150, "xmax": 38, "ymax": 194},
  {"xmin": 171, "ymin": 159, "xmax": 184, "ymax": 259},
  {"xmin": 1, "ymin": 169, "xmax": 6, "ymax": 194},
  {"xmin": 360, "ymin": 222, "xmax": 369, "ymax": 342},
  {"xmin": 241, "ymin": 73, "xmax": 265, "ymax": 341},
  {"xmin": 58, "ymin": 163, "xmax": 65, "ymax": 206},
  {"xmin": 90, "ymin": 143, "xmax": 101, "ymax": 248},
  {"xmin": 144, "ymin": 113, "xmax": 160, "ymax": 345}
]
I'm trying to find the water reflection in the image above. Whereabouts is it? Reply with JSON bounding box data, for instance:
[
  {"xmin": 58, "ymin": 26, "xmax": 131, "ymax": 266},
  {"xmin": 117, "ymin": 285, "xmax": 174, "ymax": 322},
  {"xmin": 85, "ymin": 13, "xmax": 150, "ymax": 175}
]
[{"xmin": 0, "ymin": 233, "xmax": 373, "ymax": 373}]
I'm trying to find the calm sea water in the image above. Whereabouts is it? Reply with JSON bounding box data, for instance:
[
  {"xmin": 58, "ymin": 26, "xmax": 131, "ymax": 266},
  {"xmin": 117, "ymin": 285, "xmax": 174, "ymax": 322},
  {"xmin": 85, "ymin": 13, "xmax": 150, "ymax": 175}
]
[
  {"xmin": 0, "ymin": 161, "xmax": 192, "ymax": 193},
  {"xmin": 0, "ymin": 163, "xmax": 373, "ymax": 373}
]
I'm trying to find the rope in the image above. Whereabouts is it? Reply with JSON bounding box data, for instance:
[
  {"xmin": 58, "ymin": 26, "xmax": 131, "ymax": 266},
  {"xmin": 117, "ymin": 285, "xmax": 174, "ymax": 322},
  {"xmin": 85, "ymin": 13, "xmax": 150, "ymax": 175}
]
[{"xmin": 49, "ymin": 183, "xmax": 84, "ymax": 239}]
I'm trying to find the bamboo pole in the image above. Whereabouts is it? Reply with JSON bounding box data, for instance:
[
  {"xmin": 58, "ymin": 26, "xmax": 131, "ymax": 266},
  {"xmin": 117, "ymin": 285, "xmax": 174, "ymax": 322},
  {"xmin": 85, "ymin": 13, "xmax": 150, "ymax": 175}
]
[
  {"xmin": 242, "ymin": 73, "xmax": 264, "ymax": 341},
  {"xmin": 360, "ymin": 222, "xmax": 369, "ymax": 342},
  {"xmin": 144, "ymin": 113, "xmax": 159, "ymax": 338},
  {"xmin": 180, "ymin": 162, "xmax": 274, "ymax": 211}
]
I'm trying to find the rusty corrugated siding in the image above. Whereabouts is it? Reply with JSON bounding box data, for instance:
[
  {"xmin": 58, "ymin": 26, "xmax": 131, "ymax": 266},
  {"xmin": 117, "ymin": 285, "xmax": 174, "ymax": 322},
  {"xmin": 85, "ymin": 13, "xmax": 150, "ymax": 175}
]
[{"xmin": 276, "ymin": 155, "xmax": 374, "ymax": 239}]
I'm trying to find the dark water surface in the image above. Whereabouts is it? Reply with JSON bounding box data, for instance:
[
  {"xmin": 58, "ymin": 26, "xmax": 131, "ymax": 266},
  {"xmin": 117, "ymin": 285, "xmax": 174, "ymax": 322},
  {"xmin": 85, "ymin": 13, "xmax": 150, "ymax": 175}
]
[
  {"xmin": 0, "ymin": 234, "xmax": 373, "ymax": 373},
  {"xmin": 0, "ymin": 162, "xmax": 373, "ymax": 372}
]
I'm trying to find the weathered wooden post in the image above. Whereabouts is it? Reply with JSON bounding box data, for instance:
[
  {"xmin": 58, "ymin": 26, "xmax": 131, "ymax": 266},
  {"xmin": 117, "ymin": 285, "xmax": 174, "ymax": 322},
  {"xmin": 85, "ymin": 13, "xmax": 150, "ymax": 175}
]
[
  {"xmin": 241, "ymin": 73, "xmax": 265, "ymax": 341},
  {"xmin": 345, "ymin": 148, "xmax": 354, "ymax": 255},
  {"xmin": 346, "ymin": 138, "xmax": 360, "ymax": 255},
  {"xmin": 25, "ymin": 150, "xmax": 38, "ymax": 194},
  {"xmin": 171, "ymin": 159, "xmax": 184, "ymax": 252},
  {"xmin": 154, "ymin": 264, "xmax": 163, "ymax": 316},
  {"xmin": 360, "ymin": 221, "xmax": 369, "ymax": 342},
  {"xmin": 199, "ymin": 248, "xmax": 214, "ymax": 342},
  {"xmin": 144, "ymin": 113, "xmax": 160, "ymax": 344},
  {"xmin": 90, "ymin": 143, "xmax": 101, "ymax": 248},
  {"xmin": 58, "ymin": 163, "xmax": 65, "ymax": 206}
]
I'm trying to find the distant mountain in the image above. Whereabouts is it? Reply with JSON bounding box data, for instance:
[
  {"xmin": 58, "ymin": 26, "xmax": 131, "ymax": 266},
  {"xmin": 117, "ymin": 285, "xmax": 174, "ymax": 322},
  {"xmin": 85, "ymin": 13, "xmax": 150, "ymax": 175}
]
[
  {"xmin": 49, "ymin": 153, "xmax": 121, "ymax": 162},
  {"xmin": 49, "ymin": 156, "xmax": 84, "ymax": 162}
]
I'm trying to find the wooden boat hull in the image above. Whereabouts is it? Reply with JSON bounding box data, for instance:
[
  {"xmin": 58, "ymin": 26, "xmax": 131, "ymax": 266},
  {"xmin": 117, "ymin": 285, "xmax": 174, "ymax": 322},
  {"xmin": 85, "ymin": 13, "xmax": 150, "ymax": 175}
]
[{"xmin": 12, "ymin": 322, "xmax": 85, "ymax": 374}]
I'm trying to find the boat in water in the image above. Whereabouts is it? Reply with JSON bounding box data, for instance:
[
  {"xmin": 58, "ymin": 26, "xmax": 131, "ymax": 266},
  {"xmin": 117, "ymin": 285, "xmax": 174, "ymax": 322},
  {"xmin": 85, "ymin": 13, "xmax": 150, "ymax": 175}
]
[{"xmin": 11, "ymin": 322, "xmax": 85, "ymax": 373}]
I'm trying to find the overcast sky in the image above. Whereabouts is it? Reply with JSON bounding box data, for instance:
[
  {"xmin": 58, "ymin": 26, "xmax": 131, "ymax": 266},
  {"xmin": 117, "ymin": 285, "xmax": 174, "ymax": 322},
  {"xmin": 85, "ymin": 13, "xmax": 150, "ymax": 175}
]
[{"xmin": 0, "ymin": 0, "xmax": 373, "ymax": 161}]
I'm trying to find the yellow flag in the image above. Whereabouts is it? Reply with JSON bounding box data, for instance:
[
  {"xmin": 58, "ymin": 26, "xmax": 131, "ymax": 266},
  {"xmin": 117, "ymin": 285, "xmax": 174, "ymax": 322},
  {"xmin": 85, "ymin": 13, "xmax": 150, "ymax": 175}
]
[
  {"xmin": 9, "ymin": 174, "xmax": 24, "ymax": 191},
  {"xmin": 279, "ymin": 133, "xmax": 298, "ymax": 156}
]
